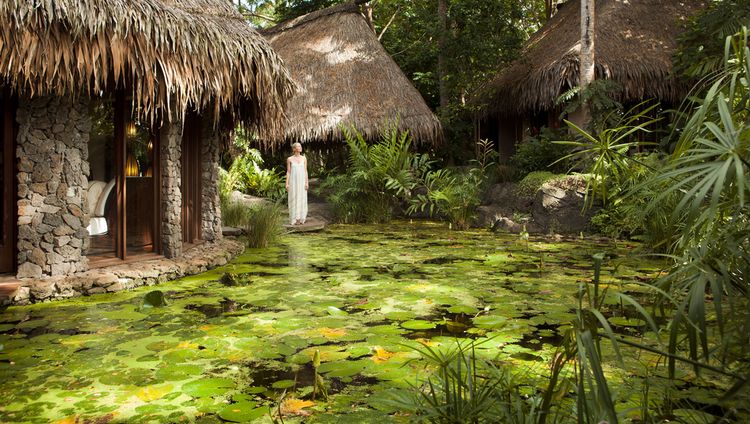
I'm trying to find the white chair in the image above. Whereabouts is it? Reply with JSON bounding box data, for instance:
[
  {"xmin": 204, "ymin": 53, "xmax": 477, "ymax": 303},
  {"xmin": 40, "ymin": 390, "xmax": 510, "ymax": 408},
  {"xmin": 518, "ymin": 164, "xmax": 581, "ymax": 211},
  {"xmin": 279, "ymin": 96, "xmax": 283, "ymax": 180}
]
[{"xmin": 86, "ymin": 179, "xmax": 116, "ymax": 236}]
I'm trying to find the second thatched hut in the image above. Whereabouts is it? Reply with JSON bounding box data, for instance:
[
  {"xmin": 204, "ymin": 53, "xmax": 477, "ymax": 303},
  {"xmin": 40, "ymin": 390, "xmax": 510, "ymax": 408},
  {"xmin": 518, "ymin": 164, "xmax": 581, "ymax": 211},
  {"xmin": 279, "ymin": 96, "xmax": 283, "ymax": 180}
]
[
  {"xmin": 473, "ymin": 0, "xmax": 705, "ymax": 158},
  {"xmin": 262, "ymin": 2, "xmax": 442, "ymax": 147}
]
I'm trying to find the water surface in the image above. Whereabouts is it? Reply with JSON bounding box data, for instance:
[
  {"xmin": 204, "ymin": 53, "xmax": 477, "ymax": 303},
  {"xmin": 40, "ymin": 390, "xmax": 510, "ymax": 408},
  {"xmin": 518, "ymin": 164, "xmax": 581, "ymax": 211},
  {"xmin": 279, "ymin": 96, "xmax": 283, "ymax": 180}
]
[{"xmin": 0, "ymin": 222, "xmax": 683, "ymax": 422}]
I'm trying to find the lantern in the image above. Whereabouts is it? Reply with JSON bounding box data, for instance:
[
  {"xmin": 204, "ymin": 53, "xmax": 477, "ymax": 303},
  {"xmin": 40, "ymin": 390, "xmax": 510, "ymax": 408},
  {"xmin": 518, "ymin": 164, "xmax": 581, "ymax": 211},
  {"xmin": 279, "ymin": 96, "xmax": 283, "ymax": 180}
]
[
  {"xmin": 126, "ymin": 122, "xmax": 138, "ymax": 137},
  {"xmin": 125, "ymin": 153, "xmax": 140, "ymax": 177}
]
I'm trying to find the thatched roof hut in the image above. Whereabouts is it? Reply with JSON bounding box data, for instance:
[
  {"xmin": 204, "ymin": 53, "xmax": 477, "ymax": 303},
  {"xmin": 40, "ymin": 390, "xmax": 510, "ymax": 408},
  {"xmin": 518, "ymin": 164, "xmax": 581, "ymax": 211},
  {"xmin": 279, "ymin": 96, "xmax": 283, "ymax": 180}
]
[
  {"xmin": 476, "ymin": 0, "xmax": 705, "ymax": 117},
  {"xmin": 262, "ymin": 2, "xmax": 442, "ymax": 145},
  {"xmin": 0, "ymin": 0, "xmax": 295, "ymax": 139}
]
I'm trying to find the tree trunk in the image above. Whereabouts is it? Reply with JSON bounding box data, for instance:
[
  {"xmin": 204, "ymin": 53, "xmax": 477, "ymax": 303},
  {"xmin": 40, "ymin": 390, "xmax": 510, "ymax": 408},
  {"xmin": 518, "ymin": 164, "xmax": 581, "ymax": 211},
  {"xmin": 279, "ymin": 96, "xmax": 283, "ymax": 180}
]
[
  {"xmin": 544, "ymin": 0, "xmax": 554, "ymax": 20},
  {"xmin": 437, "ymin": 0, "xmax": 449, "ymax": 118},
  {"xmin": 574, "ymin": 0, "xmax": 595, "ymax": 129},
  {"xmin": 362, "ymin": 2, "xmax": 375, "ymax": 33}
]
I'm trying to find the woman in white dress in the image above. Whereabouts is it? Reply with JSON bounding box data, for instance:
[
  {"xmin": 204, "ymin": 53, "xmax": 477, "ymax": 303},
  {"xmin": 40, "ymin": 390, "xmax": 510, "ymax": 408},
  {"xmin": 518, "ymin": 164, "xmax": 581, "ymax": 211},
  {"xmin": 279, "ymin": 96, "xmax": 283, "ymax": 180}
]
[{"xmin": 286, "ymin": 142, "xmax": 308, "ymax": 225}]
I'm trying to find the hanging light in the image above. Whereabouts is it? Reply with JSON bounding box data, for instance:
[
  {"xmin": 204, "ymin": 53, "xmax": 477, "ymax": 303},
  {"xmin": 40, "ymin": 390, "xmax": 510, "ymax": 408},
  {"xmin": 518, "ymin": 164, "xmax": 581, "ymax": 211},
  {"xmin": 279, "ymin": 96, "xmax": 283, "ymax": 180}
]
[
  {"xmin": 126, "ymin": 122, "xmax": 137, "ymax": 137},
  {"xmin": 125, "ymin": 153, "xmax": 140, "ymax": 177}
]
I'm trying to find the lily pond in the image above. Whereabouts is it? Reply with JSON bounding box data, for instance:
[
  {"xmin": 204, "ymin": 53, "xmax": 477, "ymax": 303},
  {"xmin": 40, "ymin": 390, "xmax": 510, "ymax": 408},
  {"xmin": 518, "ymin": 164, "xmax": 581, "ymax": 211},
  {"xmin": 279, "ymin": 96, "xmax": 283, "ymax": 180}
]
[{"xmin": 0, "ymin": 222, "xmax": 743, "ymax": 423}]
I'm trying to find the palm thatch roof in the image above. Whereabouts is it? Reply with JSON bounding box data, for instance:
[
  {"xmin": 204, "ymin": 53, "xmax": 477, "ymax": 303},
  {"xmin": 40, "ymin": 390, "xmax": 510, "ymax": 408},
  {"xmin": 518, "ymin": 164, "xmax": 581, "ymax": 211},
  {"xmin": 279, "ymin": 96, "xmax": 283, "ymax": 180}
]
[
  {"xmin": 262, "ymin": 2, "xmax": 442, "ymax": 145},
  {"xmin": 0, "ymin": 0, "xmax": 295, "ymax": 140},
  {"xmin": 475, "ymin": 0, "xmax": 705, "ymax": 117}
]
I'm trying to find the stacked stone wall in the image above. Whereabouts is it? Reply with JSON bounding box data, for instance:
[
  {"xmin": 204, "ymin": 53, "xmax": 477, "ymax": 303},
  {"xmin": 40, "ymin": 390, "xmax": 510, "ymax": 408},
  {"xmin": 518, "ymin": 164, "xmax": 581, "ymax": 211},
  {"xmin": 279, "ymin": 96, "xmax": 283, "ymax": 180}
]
[
  {"xmin": 201, "ymin": 125, "xmax": 223, "ymax": 242},
  {"xmin": 15, "ymin": 96, "xmax": 91, "ymax": 278},
  {"xmin": 160, "ymin": 119, "xmax": 183, "ymax": 258}
]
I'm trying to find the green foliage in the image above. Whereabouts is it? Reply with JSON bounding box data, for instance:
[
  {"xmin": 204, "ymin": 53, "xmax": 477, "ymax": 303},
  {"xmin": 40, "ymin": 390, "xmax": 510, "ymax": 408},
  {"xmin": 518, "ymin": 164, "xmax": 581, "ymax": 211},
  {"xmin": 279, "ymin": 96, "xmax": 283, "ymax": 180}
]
[
  {"xmin": 226, "ymin": 153, "xmax": 285, "ymax": 201},
  {"xmin": 674, "ymin": 0, "xmax": 750, "ymax": 78},
  {"xmin": 556, "ymin": 79, "xmax": 624, "ymax": 130},
  {"xmin": 223, "ymin": 128, "xmax": 285, "ymax": 201},
  {"xmin": 638, "ymin": 28, "xmax": 750, "ymax": 378},
  {"xmin": 320, "ymin": 125, "xmax": 432, "ymax": 223},
  {"xmin": 578, "ymin": 30, "xmax": 750, "ymax": 418},
  {"xmin": 648, "ymin": 29, "xmax": 750, "ymax": 250},
  {"xmin": 515, "ymin": 171, "xmax": 560, "ymax": 198},
  {"xmin": 555, "ymin": 102, "xmax": 661, "ymax": 208},
  {"xmin": 387, "ymin": 339, "xmax": 546, "ymax": 424},
  {"xmin": 407, "ymin": 140, "xmax": 496, "ymax": 230},
  {"xmin": 220, "ymin": 196, "xmax": 252, "ymax": 228},
  {"xmin": 244, "ymin": 202, "xmax": 284, "ymax": 249},
  {"xmin": 510, "ymin": 127, "xmax": 572, "ymax": 178},
  {"xmin": 275, "ymin": 0, "xmax": 341, "ymax": 21},
  {"xmin": 589, "ymin": 153, "xmax": 682, "ymax": 250}
]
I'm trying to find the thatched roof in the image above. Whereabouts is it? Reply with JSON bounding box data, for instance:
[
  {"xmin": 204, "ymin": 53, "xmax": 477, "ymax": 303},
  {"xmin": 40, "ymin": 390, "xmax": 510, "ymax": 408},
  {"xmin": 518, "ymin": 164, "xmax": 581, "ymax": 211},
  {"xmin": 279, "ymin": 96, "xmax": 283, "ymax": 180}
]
[
  {"xmin": 0, "ymin": 0, "xmax": 295, "ymax": 140},
  {"xmin": 476, "ymin": 0, "xmax": 706, "ymax": 117},
  {"xmin": 262, "ymin": 1, "xmax": 442, "ymax": 145}
]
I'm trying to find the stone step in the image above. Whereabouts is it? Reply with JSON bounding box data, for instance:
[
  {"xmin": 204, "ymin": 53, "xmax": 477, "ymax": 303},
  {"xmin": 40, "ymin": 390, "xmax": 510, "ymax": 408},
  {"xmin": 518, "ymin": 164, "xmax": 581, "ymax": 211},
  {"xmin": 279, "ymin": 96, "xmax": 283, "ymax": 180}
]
[
  {"xmin": 0, "ymin": 281, "xmax": 21, "ymax": 305},
  {"xmin": 283, "ymin": 217, "xmax": 326, "ymax": 233}
]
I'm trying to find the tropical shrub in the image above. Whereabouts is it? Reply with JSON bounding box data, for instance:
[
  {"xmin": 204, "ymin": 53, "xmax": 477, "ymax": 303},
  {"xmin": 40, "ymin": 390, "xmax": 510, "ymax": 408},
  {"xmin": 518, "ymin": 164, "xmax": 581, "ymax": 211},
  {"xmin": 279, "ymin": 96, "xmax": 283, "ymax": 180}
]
[
  {"xmin": 226, "ymin": 152, "xmax": 286, "ymax": 201},
  {"xmin": 510, "ymin": 127, "xmax": 572, "ymax": 178},
  {"xmin": 550, "ymin": 29, "xmax": 750, "ymax": 417},
  {"xmin": 405, "ymin": 139, "xmax": 497, "ymax": 230},
  {"xmin": 555, "ymin": 101, "xmax": 661, "ymax": 209},
  {"xmin": 641, "ymin": 29, "xmax": 750, "ymax": 374},
  {"xmin": 320, "ymin": 125, "xmax": 432, "ymax": 223}
]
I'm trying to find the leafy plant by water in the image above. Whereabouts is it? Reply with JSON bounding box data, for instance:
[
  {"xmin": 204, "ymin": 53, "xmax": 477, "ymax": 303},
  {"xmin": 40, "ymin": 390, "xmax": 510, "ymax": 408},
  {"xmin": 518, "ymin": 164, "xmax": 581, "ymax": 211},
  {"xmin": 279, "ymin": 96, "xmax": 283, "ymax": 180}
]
[
  {"xmin": 244, "ymin": 202, "xmax": 284, "ymax": 248},
  {"xmin": 320, "ymin": 124, "xmax": 433, "ymax": 223},
  {"xmin": 387, "ymin": 339, "xmax": 546, "ymax": 424}
]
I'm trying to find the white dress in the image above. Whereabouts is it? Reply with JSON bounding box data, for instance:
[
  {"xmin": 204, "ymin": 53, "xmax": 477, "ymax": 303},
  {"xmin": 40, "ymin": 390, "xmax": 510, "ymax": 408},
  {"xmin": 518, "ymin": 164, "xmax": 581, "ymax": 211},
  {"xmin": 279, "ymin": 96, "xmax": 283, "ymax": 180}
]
[{"xmin": 288, "ymin": 160, "xmax": 307, "ymax": 225}]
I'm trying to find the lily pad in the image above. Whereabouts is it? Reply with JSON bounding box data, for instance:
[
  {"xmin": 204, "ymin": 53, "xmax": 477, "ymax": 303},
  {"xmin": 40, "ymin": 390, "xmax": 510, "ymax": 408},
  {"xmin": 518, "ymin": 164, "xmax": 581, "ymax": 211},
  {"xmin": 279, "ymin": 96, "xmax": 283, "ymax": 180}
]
[
  {"xmin": 218, "ymin": 402, "xmax": 268, "ymax": 423},
  {"xmin": 155, "ymin": 364, "xmax": 202, "ymax": 381},
  {"xmin": 182, "ymin": 378, "xmax": 234, "ymax": 398},
  {"xmin": 271, "ymin": 379, "xmax": 296, "ymax": 389},
  {"xmin": 472, "ymin": 315, "xmax": 508, "ymax": 329},
  {"xmin": 401, "ymin": 320, "xmax": 436, "ymax": 330},
  {"xmin": 326, "ymin": 306, "xmax": 348, "ymax": 316}
]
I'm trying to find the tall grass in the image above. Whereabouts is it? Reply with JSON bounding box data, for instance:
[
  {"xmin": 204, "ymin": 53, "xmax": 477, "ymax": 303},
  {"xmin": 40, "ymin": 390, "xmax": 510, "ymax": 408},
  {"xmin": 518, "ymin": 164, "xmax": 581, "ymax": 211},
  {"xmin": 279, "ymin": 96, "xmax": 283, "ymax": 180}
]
[{"xmin": 243, "ymin": 202, "xmax": 284, "ymax": 248}]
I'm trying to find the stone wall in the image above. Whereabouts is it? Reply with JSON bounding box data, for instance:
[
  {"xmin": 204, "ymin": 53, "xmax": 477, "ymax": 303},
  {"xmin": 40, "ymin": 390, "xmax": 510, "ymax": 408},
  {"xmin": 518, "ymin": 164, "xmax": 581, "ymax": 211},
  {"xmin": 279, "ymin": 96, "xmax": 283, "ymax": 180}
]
[
  {"xmin": 8, "ymin": 238, "xmax": 244, "ymax": 305},
  {"xmin": 15, "ymin": 96, "xmax": 91, "ymax": 278},
  {"xmin": 201, "ymin": 125, "xmax": 223, "ymax": 242},
  {"xmin": 160, "ymin": 119, "xmax": 183, "ymax": 258}
]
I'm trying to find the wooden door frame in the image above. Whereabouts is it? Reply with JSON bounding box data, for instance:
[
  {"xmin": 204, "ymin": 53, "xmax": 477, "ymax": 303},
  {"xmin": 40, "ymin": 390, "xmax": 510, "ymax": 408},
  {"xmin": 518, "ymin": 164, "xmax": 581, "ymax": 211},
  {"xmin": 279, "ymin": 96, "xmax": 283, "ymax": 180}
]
[
  {"xmin": 181, "ymin": 112, "xmax": 202, "ymax": 245},
  {"xmin": 89, "ymin": 90, "xmax": 162, "ymax": 261},
  {"xmin": 115, "ymin": 90, "xmax": 126, "ymax": 260},
  {"xmin": 0, "ymin": 87, "xmax": 17, "ymax": 273}
]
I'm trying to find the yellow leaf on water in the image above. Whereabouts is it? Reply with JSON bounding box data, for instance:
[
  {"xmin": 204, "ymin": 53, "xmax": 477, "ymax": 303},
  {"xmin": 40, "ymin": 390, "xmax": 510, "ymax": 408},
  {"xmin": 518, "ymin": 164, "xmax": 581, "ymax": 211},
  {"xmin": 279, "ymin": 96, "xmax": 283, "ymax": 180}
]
[
  {"xmin": 96, "ymin": 325, "xmax": 119, "ymax": 334},
  {"xmin": 318, "ymin": 328, "xmax": 346, "ymax": 338},
  {"xmin": 135, "ymin": 384, "xmax": 173, "ymax": 402},
  {"xmin": 371, "ymin": 347, "xmax": 395, "ymax": 364},
  {"xmin": 177, "ymin": 341, "xmax": 199, "ymax": 349},
  {"xmin": 281, "ymin": 398, "xmax": 315, "ymax": 416},
  {"xmin": 54, "ymin": 417, "xmax": 79, "ymax": 424}
]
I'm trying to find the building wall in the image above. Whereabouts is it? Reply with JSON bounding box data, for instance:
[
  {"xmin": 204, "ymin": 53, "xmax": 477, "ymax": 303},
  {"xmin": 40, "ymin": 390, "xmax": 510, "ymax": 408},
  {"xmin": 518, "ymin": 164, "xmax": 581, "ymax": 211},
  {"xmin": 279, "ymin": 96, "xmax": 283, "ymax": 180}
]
[
  {"xmin": 13, "ymin": 97, "xmax": 226, "ymax": 277},
  {"xmin": 15, "ymin": 96, "xmax": 91, "ymax": 278},
  {"xmin": 201, "ymin": 125, "xmax": 223, "ymax": 242},
  {"xmin": 160, "ymin": 118, "xmax": 184, "ymax": 258}
]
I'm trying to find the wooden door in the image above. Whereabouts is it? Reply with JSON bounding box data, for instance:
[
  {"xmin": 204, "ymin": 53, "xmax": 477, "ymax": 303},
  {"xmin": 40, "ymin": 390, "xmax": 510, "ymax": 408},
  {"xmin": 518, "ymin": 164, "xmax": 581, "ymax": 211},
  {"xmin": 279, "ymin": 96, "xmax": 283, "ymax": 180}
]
[
  {"xmin": 0, "ymin": 89, "xmax": 16, "ymax": 273},
  {"xmin": 181, "ymin": 113, "xmax": 202, "ymax": 244}
]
